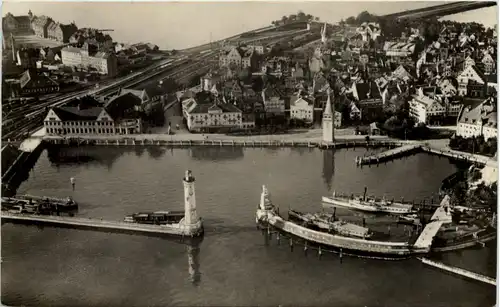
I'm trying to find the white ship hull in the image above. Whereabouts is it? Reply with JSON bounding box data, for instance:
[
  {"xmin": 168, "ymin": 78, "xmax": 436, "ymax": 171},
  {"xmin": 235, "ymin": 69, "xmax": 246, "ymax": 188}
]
[{"xmin": 322, "ymin": 196, "xmax": 414, "ymax": 214}]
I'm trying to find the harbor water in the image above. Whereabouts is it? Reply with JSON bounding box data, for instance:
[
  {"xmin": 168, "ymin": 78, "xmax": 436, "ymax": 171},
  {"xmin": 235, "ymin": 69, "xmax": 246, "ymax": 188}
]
[{"xmin": 2, "ymin": 146, "xmax": 497, "ymax": 307}]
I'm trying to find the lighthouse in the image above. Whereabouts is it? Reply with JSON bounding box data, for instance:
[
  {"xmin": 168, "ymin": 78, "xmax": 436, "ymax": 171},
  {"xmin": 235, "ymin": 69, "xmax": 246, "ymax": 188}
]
[{"xmin": 182, "ymin": 170, "xmax": 202, "ymax": 235}]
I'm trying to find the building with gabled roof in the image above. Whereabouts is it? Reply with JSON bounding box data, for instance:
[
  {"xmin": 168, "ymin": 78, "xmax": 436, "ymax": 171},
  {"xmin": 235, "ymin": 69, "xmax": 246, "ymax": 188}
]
[
  {"xmin": 3, "ymin": 11, "xmax": 33, "ymax": 33},
  {"xmin": 290, "ymin": 93, "xmax": 315, "ymax": 123},
  {"xmin": 456, "ymin": 97, "xmax": 497, "ymax": 140},
  {"xmin": 183, "ymin": 95, "xmax": 243, "ymax": 132},
  {"xmin": 457, "ymin": 65, "xmax": 488, "ymax": 97},
  {"xmin": 44, "ymin": 94, "xmax": 143, "ymax": 136},
  {"xmin": 18, "ymin": 69, "xmax": 59, "ymax": 96},
  {"xmin": 31, "ymin": 15, "xmax": 52, "ymax": 38},
  {"xmin": 219, "ymin": 46, "xmax": 258, "ymax": 70},
  {"xmin": 61, "ymin": 44, "xmax": 118, "ymax": 76}
]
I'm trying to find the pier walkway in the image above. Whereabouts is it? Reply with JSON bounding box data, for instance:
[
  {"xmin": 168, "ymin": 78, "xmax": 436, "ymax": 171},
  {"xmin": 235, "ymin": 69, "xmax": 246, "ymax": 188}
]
[
  {"xmin": 412, "ymin": 196, "xmax": 452, "ymax": 253},
  {"xmin": 355, "ymin": 139, "xmax": 497, "ymax": 167},
  {"xmin": 419, "ymin": 257, "xmax": 496, "ymax": 286},
  {"xmin": 355, "ymin": 144, "xmax": 422, "ymax": 165},
  {"xmin": 0, "ymin": 212, "xmax": 203, "ymax": 237}
]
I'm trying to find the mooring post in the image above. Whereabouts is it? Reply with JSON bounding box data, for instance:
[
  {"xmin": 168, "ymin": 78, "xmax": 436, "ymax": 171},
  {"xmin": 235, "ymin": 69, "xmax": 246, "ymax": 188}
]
[
  {"xmin": 290, "ymin": 238, "xmax": 294, "ymax": 251},
  {"xmin": 339, "ymin": 248, "xmax": 343, "ymax": 264},
  {"xmin": 276, "ymin": 232, "xmax": 280, "ymax": 245},
  {"xmin": 318, "ymin": 246, "xmax": 322, "ymax": 259},
  {"xmin": 304, "ymin": 241, "xmax": 308, "ymax": 256}
]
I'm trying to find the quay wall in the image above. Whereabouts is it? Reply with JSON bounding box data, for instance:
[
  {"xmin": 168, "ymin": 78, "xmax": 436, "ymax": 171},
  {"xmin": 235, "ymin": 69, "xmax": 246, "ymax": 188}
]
[
  {"xmin": 43, "ymin": 136, "xmax": 408, "ymax": 150},
  {"xmin": 2, "ymin": 142, "xmax": 45, "ymax": 197}
]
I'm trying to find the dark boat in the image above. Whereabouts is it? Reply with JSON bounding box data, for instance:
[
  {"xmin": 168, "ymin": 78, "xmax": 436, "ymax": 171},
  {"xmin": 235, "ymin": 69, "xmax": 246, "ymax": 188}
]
[
  {"xmin": 1, "ymin": 195, "xmax": 78, "ymax": 215},
  {"xmin": 288, "ymin": 209, "xmax": 373, "ymax": 239},
  {"xmin": 124, "ymin": 211, "xmax": 185, "ymax": 225}
]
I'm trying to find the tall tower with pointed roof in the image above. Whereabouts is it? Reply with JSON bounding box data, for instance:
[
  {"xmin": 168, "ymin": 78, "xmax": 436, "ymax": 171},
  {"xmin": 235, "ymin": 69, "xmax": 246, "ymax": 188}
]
[
  {"xmin": 322, "ymin": 88, "xmax": 335, "ymax": 143},
  {"xmin": 321, "ymin": 22, "xmax": 327, "ymax": 44}
]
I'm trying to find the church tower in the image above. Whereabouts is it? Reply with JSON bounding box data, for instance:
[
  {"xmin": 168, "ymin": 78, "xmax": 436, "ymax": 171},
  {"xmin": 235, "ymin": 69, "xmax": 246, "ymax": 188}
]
[
  {"xmin": 10, "ymin": 33, "xmax": 16, "ymax": 62},
  {"xmin": 183, "ymin": 170, "xmax": 199, "ymax": 229},
  {"xmin": 322, "ymin": 88, "xmax": 335, "ymax": 143}
]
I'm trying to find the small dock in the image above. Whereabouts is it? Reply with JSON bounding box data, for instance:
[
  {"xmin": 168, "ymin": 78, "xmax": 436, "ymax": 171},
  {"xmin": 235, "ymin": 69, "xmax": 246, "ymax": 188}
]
[
  {"xmin": 419, "ymin": 257, "xmax": 496, "ymax": 286},
  {"xmin": 355, "ymin": 144, "xmax": 422, "ymax": 166}
]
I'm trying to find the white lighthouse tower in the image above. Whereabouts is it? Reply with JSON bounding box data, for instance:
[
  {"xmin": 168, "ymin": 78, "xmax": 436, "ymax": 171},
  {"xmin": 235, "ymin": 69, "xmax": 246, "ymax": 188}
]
[
  {"xmin": 322, "ymin": 88, "xmax": 335, "ymax": 144},
  {"xmin": 182, "ymin": 170, "xmax": 202, "ymax": 235}
]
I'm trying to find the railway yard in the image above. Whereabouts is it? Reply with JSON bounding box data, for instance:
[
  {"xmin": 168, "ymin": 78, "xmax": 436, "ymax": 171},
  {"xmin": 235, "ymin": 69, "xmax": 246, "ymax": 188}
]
[{"xmin": 2, "ymin": 27, "xmax": 313, "ymax": 142}]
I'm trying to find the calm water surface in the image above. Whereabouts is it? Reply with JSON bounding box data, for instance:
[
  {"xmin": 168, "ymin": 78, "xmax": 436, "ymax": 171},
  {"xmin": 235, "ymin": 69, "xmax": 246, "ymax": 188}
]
[{"xmin": 2, "ymin": 146, "xmax": 496, "ymax": 307}]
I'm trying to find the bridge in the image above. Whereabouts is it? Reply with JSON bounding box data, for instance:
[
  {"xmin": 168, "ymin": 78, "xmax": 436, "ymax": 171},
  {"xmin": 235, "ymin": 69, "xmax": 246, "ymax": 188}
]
[{"xmin": 382, "ymin": 1, "xmax": 497, "ymax": 20}]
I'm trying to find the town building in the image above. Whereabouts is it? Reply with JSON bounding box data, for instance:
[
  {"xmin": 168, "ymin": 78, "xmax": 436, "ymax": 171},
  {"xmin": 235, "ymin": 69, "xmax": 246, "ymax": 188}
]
[
  {"xmin": 19, "ymin": 69, "xmax": 60, "ymax": 96},
  {"xmin": 383, "ymin": 42, "xmax": 416, "ymax": 60},
  {"xmin": 40, "ymin": 46, "xmax": 63, "ymax": 63},
  {"xmin": 247, "ymin": 45, "xmax": 265, "ymax": 55},
  {"xmin": 2, "ymin": 11, "xmax": 33, "ymax": 33},
  {"xmin": 183, "ymin": 98, "xmax": 243, "ymax": 133},
  {"xmin": 456, "ymin": 98, "xmax": 497, "ymax": 140},
  {"xmin": 16, "ymin": 48, "xmax": 39, "ymax": 70},
  {"xmin": 31, "ymin": 15, "xmax": 52, "ymax": 38},
  {"xmin": 457, "ymin": 65, "xmax": 488, "ymax": 97},
  {"xmin": 481, "ymin": 52, "xmax": 496, "ymax": 75},
  {"xmin": 47, "ymin": 21, "xmax": 78, "ymax": 43},
  {"xmin": 44, "ymin": 95, "xmax": 143, "ymax": 136},
  {"xmin": 290, "ymin": 94, "xmax": 314, "ymax": 123},
  {"xmin": 261, "ymin": 87, "xmax": 285, "ymax": 115},
  {"xmin": 219, "ymin": 46, "xmax": 258, "ymax": 70},
  {"xmin": 61, "ymin": 43, "xmax": 118, "ymax": 76},
  {"xmin": 408, "ymin": 88, "xmax": 462, "ymax": 124}
]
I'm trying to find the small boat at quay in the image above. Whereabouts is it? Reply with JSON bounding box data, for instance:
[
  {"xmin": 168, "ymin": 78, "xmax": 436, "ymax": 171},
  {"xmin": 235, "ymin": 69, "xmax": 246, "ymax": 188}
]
[
  {"xmin": 256, "ymin": 186, "xmax": 412, "ymax": 260},
  {"xmin": 124, "ymin": 211, "xmax": 185, "ymax": 225},
  {"xmin": 288, "ymin": 209, "xmax": 373, "ymax": 239},
  {"xmin": 1, "ymin": 195, "xmax": 78, "ymax": 215},
  {"xmin": 322, "ymin": 187, "xmax": 415, "ymax": 215}
]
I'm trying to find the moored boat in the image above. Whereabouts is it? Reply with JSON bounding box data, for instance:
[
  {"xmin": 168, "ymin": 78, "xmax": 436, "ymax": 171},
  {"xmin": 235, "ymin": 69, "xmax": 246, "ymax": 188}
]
[
  {"xmin": 256, "ymin": 186, "xmax": 412, "ymax": 260},
  {"xmin": 322, "ymin": 187, "xmax": 415, "ymax": 215},
  {"xmin": 288, "ymin": 209, "xmax": 373, "ymax": 239},
  {"xmin": 124, "ymin": 211, "xmax": 185, "ymax": 225},
  {"xmin": 1, "ymin": 195, "xmax": 78, "ymax": 214}
]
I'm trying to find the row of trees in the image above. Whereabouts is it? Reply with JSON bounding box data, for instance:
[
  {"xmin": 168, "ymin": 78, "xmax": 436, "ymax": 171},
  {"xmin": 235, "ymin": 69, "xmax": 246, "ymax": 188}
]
[{"xmin": 449, "ymin": 135, "xmax": 498, "ymax": 157}]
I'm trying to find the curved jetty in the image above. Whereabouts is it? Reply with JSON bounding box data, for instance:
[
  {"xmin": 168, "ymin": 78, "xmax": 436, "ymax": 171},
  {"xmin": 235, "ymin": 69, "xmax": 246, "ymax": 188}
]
[{"xmin": 256, "ymin": 186, "xmax": 412, "ymax": 260}]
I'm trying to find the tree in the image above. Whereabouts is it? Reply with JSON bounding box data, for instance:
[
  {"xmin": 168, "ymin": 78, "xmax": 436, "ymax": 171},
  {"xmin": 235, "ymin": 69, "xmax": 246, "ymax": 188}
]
[
  {"xmin": 281, "ymin": 16, "xmax": 288, "ymax": 24},
  {"xmin": 297, "ymin": 11, "xmax": 306, "ymax": 21},
  {"xmin": 345, "ymin": 16, "xmax": 356, "ymax": 25}
]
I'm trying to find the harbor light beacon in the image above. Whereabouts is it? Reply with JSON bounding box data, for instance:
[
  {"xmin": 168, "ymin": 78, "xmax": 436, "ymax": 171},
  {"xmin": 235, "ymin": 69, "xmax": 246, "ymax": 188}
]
[{"xmin": 183, "ymin": 170, "xmax": 199, "ymax": 227}]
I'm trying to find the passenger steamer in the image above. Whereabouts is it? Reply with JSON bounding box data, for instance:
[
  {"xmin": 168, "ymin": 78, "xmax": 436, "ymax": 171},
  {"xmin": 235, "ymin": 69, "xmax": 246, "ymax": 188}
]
[
  {"xmin": 322, "ymin": 187, "xmax": 415, "ymax": 214},
  {"xmin": 256, "ymin": 186, "xmax": 412, "ymax": 260}
]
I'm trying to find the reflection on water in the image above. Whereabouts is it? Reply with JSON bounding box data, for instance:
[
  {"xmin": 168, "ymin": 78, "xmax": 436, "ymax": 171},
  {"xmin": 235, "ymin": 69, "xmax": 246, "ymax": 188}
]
[
  {"xmin": 189, "ymin": 146, "xmax": 244, "ymax": 161},
  {"xmin": 187, "ymin": 241, "xmax": 201, "ymax": 286},
  {"xmin": 322, "ymin": 150, "xmax": 335, "ymax": 191}
]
